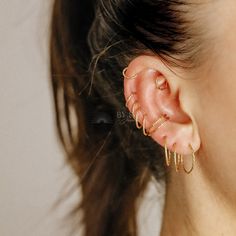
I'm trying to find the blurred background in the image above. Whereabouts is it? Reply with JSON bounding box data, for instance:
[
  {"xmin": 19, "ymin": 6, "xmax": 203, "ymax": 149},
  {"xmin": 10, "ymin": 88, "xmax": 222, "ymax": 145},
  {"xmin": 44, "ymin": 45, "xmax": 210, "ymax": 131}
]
[{"xmin": 0, "ymin": 1, "xmax": 164, "ymax": 235}]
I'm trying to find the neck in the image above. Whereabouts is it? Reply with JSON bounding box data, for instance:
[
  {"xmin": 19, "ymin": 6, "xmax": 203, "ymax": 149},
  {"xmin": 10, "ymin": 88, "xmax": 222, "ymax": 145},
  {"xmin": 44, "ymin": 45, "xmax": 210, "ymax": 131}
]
[{"xmin": 160, "ymin": 155, "xmax": 236, "ymax": 236}]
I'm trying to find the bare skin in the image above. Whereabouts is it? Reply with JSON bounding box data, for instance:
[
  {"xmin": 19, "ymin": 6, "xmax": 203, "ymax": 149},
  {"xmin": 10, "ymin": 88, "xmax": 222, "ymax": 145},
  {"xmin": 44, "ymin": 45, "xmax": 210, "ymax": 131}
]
[
  {"xmin": 161, "ymin": 1, "xmax": 236, "ymax": 235},
  {"xmin": 124, "ymin": 0, "xmax": 236, "ymax": 235}
]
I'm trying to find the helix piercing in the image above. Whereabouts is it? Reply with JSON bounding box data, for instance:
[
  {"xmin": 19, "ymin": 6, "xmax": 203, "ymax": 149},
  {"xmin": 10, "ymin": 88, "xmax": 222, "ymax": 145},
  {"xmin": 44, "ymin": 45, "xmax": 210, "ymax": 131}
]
[
  {"xmin": 147, "ymin": 114, "xmax": 170, "ymax": 136},
  {"xmin": 122, "ymin": 67, "xmax": 138, "ymax": 80},
  {"xmin": 164, "ymin": 136, "xmax": 172, "ymax": 166},
  {"xmin": 155, "ymin": 78, "xmax": 168, "ymax": 90},
  {"xmin": 125, "ymin": 93, "xmax": 136, "ymax": 107},
  {"xmin": 142, "ymin": 115, "xmax": 149, "ymax": 136},
  {"xmin": 131, "ymin": 101, "xmax": 140, "ymax": 117}
]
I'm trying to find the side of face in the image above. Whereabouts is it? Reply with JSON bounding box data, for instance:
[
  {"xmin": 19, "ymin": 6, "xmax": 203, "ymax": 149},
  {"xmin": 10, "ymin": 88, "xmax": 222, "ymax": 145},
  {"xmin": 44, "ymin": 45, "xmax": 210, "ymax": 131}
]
[{"xmin": 184, "ymin": 0, "xmax": 236, "ymax": 197}]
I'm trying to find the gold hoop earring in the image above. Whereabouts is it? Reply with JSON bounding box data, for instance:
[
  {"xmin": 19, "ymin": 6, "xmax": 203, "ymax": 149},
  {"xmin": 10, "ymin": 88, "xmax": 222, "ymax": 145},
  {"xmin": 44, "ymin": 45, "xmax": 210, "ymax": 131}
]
[
  {"xmin": 125, "ymin": 93, "xmax": 136, "ymax": 107},
  {"xmin": 122, "ymin": 67, "xmax": 137, "ymax": 80},
  {"xmin": 135, "ymin": 110, "xmax": 143, "ymax": 129},
  {"xmin": 182, "ymin": 144, "xmax": 196, "ymax": 174},
  {"xmin": 131, "ymin": 101, "xmax": 140, "ymax": 118},
  {"xmin": 142, "ymin": 115, "xmax": 149, "ymax": 136},
  {"xmin": 164, "ymin": 137, "xmax": 172, "ymax": 166},
  {"xmin": 147, "ymin": 114, "xmax": 169, "ymax": 136},
  {"xmin": 173, "ymin": 143, "xmax": 183, "ymax": 172}
]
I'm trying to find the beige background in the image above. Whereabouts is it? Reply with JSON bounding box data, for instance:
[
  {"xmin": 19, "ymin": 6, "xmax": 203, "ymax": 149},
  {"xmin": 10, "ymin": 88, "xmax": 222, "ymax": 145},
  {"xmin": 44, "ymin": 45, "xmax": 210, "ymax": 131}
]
[{"xmin": 0, "ymin": 1, "xmax": 163, "ymax": 235}]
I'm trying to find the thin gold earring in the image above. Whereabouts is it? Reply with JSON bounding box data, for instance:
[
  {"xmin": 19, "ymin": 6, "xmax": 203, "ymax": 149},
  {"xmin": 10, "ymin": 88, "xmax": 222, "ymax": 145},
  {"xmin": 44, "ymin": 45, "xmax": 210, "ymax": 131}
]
[
  {"xmin": 125, "ymin": 93, "xmax": 135, "ymax": 107},
  {"xmin": 147, "ymin": 114, "xmax": 169, "ymax": 136},
  {"xmin": 131, "ymin": 101, "xmax": 140, "ymax": 118},
  {"xmin": 122, "ymin": 67, "xmax": 137, "ymax": 80},
  {"xmin": 173, "ymin": 143, "xmax": 183, "ymax": 172},
  {"xmin": 142, "ymin": 115, "xmax": 149, "ymax": 136},
  {"xmin": 135, "ymin": 110, "xmax": 143, "ymax": 129},
  {"xmin": 164, "ymin": 137, "xmax": 172, "ymax": 166},
  {"xmin": 182, "ymin": 144, "xmax": 196, "ymax": 174}
]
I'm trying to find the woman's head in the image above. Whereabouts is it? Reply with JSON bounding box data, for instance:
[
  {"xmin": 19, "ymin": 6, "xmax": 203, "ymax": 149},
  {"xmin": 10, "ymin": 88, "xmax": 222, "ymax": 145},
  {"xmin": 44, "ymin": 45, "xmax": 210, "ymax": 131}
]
[{"xmin": 50, "ymin": 0, "xmax": 236, "ymax": 235}]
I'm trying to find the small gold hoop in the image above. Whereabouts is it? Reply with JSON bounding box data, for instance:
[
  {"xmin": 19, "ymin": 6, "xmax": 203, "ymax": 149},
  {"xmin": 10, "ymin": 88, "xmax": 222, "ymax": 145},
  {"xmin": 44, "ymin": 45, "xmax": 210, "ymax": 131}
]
[
  {"xmin": 125, "ymin": 93, "xmax": 135, "ymax": 107},
  {"xmin": 182, "ymin": 144, "xmax": 196, "ymax": 174},
  {"xmin": 142, "ymin": 116, "xmax": 149, "ymax": 136},
  {"xmin": 164, "ymin": 137, "xmax": 172, "ymax": 166},
  {"xmin": 147, "ymin": 115, "xmax": 169, "ymax": 136},
  {"xmin": 173, "ymin": 143, "xmax": 183, "ymax": 172},
  {"xmin": 122, "ymin": 67, "xmax": 137, "ymax": 80},
  {"xmin": 135, "ymin": 110, "xmax": 143, "ymax": 129},
  {"xmin": 131, "ymin": 101, "xmax": 140, "ymax": 117}
]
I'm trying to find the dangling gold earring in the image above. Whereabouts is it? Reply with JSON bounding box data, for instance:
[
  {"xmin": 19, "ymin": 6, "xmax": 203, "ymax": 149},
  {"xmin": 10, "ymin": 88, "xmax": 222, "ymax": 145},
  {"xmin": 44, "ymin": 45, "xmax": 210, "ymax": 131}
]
[
  {"xmin": 155, "ymin": 78, "xmax": 167, "ymax": 90},
  {"xmin": 182, "ymin": 144, "xmax": 196, "ymax": 174},
  {"xmin": 122, "ymin": 67, "xmax": 137, "ymax": 80},
  {"xmin": 164, "ymin": 137, "xmax": 172, "ymax": 166}
]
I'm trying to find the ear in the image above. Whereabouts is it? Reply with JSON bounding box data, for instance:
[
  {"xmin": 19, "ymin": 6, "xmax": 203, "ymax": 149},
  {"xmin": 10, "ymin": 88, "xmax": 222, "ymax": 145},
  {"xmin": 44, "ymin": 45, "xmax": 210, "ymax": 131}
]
[{"xmin": 123, "ymin": 54, "xmax": 201, "ymax": 155}]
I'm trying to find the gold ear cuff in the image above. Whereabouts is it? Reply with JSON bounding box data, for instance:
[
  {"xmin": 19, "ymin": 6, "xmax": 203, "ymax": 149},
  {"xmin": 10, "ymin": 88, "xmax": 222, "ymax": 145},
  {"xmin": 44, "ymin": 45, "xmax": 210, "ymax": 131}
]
[{"xmin": 164, "ymin": 137, "xmax": 196, "ymax": 174}]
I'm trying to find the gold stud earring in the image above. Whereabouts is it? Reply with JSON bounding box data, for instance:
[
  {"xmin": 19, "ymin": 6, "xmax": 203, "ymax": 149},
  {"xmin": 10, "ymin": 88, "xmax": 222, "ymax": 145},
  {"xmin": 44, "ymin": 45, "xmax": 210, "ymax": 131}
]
[
  {"xmin": 182, "ymin": 144, "xmax": 196, "ymax": 174},
  {"xmin": 122, "ymin": 67, "xmax": 137, "ymax": 80},
  {"xmin": 155, "ymin": 78, "xmax": 167, "ymax": 90}
]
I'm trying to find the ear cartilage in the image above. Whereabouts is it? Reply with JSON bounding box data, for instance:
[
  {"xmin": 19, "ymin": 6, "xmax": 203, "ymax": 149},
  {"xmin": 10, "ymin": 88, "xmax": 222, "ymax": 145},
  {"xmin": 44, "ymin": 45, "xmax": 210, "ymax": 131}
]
[{"xmin": 155, "ymin": 78, "xmax": 167, "ymax": 90}]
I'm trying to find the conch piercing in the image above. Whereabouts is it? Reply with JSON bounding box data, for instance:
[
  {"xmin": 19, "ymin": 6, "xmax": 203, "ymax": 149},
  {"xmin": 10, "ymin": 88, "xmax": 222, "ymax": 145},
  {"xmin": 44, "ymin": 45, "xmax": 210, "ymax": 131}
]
[
  {"xmin": 122, "ymin": 67, "xmax": 138, "ymax": 80},
  {"xmin": 155, "ymin": 78, "xmax": 168, "ymax": 90}
]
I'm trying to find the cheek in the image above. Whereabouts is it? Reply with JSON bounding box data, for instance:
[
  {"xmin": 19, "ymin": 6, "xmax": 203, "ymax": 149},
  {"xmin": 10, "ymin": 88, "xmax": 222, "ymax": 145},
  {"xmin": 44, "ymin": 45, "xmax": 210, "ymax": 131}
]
[{"xmin": 193, "ymin": 45, "xmax": 236, "ymax": 174}]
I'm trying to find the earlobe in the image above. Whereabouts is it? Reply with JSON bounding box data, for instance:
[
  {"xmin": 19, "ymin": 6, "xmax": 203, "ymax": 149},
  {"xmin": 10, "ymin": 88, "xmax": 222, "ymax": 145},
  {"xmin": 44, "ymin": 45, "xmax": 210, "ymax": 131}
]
[{"xmin": 122, "ymin": 55, "xmax": 201, "ymax": 157}]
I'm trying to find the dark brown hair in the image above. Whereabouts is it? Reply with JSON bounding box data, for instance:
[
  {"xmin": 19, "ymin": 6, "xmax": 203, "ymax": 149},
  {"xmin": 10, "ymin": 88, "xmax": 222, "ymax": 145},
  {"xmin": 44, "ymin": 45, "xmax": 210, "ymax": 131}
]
[{"xmin": 50, "ymin": 0, "xmax": 203, "ymax": 235}]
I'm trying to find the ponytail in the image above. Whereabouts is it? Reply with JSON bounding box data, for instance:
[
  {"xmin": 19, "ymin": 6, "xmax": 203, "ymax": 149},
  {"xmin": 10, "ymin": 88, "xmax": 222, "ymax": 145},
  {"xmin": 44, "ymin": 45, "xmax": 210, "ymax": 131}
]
[{"xmin": 50, "ymin": 0, "xmax": 162, "ymax": 235}]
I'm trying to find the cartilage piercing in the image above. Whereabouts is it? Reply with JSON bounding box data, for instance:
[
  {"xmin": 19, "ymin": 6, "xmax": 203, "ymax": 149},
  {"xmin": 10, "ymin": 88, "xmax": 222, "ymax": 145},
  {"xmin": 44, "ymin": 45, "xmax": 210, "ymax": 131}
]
[
  {"xmin": 122, "ymin": 67, "xmax": 138, "ymax": 80},
  {"xmin": 155, "ymin": 78, "xmax": 167, "ymax": 90}
]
